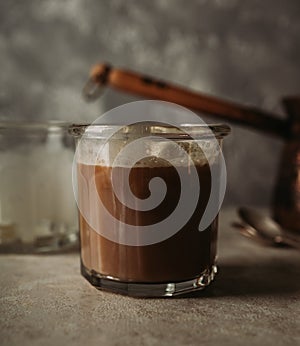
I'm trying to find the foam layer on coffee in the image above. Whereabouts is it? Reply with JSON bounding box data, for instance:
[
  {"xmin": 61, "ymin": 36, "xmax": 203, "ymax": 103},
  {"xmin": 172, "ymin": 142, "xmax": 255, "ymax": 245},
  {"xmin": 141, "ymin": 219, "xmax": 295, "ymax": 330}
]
[{"xmin": 76, "ymin": 136, "xmax": 220, "ymax": 168}]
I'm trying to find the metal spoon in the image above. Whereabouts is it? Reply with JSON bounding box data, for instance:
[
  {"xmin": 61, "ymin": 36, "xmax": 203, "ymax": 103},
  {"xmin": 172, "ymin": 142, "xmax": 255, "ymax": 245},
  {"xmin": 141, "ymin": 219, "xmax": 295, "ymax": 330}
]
[
  {"xmin": 232, "ymin": 221, "xmax": 291, "ymax": 248},
  {"xmin": 235, "ymin": 207, "xmax": 300, "ymax": 250}
]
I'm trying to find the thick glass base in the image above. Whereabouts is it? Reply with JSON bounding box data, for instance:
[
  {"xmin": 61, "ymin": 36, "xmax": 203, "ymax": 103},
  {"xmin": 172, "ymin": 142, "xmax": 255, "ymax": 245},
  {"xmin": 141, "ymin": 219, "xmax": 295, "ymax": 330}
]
[{"xmin": 81, "ymin": 263, "xmax": 217, "ymax": 297}]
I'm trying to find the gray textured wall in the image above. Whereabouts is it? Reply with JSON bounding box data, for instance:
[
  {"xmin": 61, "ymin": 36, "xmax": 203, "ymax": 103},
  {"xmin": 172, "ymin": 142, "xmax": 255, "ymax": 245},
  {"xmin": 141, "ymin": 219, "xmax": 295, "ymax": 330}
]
[{"xmin": 1, "ymin": 0, "xmax": 300, "ymax": 207}]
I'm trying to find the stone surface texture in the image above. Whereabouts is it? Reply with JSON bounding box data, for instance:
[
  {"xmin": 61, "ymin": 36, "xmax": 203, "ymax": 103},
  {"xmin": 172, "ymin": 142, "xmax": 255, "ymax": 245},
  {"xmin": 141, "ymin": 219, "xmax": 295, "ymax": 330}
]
[{"xmin": 1, "ymin": 210, "xmax": 300, "ymax": 346}]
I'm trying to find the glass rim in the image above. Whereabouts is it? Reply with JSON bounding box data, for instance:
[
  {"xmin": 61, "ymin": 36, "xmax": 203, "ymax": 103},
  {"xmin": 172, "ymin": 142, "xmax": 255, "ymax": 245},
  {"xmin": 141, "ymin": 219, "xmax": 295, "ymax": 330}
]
[{"xmin": 69, "ymin": 122, "xmax": 231, "ymax": 140}]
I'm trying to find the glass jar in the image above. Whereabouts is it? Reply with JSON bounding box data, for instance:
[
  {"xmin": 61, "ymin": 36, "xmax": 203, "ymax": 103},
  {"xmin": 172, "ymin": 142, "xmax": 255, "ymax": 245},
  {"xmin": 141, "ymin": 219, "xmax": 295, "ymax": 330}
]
[
  {"xmin": 70, "ymin": 122, "xmax": 230, "ymax": 297},
  {"xmin": 0, "ymin": 122, "xmax": 78, "ymax": 253}
]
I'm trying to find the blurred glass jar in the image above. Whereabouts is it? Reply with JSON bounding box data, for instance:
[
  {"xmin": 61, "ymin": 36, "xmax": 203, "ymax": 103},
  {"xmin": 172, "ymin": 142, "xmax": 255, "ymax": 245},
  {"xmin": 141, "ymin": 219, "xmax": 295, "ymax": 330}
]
[{"xmin": 0, "ymin": 121, "xmax": 78, "ymax": 253}]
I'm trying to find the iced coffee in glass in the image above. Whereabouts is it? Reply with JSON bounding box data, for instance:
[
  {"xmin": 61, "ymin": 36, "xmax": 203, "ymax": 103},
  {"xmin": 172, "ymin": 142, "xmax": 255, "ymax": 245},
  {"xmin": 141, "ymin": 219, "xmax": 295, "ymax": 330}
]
[{"xmin": 70, "ymin": 120, "xmax": 229, "ymax": 297}]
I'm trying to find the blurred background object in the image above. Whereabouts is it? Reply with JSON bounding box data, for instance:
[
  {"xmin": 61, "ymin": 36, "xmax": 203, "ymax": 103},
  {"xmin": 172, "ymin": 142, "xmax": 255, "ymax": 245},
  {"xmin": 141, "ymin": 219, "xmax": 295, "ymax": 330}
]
[
  {"xmin": 0, "ymin": 122, "xmax": 78, "ymax": 253},
  {"xmin": 0, "ymin": 0, "xmax": 299, "ymax": 207}
]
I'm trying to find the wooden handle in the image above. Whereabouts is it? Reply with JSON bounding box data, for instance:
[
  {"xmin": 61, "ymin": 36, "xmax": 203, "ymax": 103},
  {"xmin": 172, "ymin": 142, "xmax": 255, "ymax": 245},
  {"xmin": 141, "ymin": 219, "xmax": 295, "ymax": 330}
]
[{"xmin": 88, "ymin": 63, "xmax": 289, "ymax": 139}]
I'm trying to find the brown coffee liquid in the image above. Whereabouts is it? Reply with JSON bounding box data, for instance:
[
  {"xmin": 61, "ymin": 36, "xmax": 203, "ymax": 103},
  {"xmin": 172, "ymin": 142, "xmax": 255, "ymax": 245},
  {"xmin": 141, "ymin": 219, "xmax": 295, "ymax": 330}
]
[{"xmin": 78, "ymin": 162, "xmax": 218, "ymax": 283}]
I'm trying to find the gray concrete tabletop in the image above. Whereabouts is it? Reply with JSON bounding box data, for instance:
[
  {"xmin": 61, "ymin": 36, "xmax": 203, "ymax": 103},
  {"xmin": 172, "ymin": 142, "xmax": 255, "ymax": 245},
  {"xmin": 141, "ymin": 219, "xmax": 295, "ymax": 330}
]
[{"xmin": 1, "ymin": 209, "xmax": 300, "ymax": 346}]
